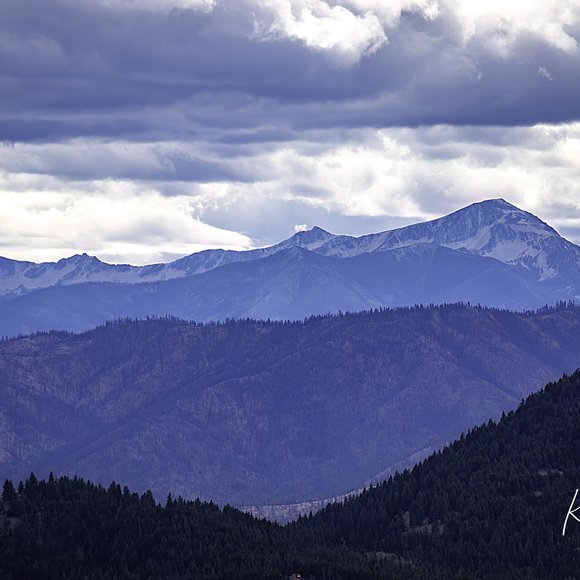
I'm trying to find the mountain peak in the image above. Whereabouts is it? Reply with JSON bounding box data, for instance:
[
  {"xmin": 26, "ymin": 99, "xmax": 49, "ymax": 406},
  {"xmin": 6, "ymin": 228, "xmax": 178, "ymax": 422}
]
[
  {"xmin": 477, "ymin": 197, "xmax": 514, "ymax": 208},
  {"xmin": 375, "ymin": 198, "xmax": 576, "ymax": 280},
  {"xmin": 280, "ymin": 226, "xmax": 335, "ymax": 251},
  {"xmin": 447, "ymin": 198, "xmax": 534, "ymax": 221},
  {"xmin": 305, "ymin": 198, "xmax": 579, "ymax": 283},
  {"xmin": 464, "ymin": 197, "xmax": 526, "ymax": 216},
  {"xmin": 446, "ymin": 198, "xmax": 556, "ymax": 238},
  {"xmin": 292, "ymin": 225, "xmax": 331, "ymax": 238},
  {"xmin": 64, "ymin": 253, "xmax": 103, "ymax": 264}
]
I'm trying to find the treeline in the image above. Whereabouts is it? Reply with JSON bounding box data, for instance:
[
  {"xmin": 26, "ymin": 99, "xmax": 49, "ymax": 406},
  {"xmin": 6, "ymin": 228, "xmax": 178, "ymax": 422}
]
[
  {"xmin": 5, "ymin": 299, "xmax": 579, "ymax": 342},
  {"xmin": 0, "ymin": 475, "xmax": 417, "ymax": 580}
]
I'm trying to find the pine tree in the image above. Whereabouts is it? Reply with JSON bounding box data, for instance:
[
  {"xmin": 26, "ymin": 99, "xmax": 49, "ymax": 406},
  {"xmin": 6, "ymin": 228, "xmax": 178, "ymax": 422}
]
[{"xmin": 2, "ymin": 480, "xmax": 15, "ymax": 502}]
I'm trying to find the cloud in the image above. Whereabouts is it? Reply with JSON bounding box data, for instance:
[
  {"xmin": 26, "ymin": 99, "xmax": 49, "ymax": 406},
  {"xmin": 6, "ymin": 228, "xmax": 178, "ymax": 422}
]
[
  {"xmin": 249, "ymin": 0, "xmax": 580, "ymax": 61},
  {"xmin": 1, "ymin": 0, "xmax": 580, "ymax": 262},
  {"xmin": 537, "ymin": 66, "xmax": 554, "ymax": 81},
  {"xmin": 340, "ymin": 0, "xmax": 441, "ymax": 25},
  {"xmin": 0, "ymin": 140, "xmax": 253, "ymax": 183},
  {"xmin": 0, "ymin": 178, "xmax": 252, "ymax": 264},
  {"xmin": 165, "ymin": 122, "xmax": 580, "ymax": 246},
  {"xmin": 0, "ymin": 0, "xmax": 579, "ymax": 148},
  {"xmin": 3, "ymin": 123, "xmax": 580, "ymax": 262},
  {"xmin": 452, "ymin": 0, "xmax": 580, "ymax": 55},
  {"xmin": 250, "ymin": 0, "xmax": 387, "ymax": 66}
]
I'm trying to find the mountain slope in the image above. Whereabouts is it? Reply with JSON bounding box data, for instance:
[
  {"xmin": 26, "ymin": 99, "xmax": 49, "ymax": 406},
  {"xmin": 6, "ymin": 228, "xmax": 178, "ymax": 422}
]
[
  {"xmin": 0, "ymin": 474, "xmax": 405, "ymax": 580},
  {"xmin": 2, "ymin": 304, "xmax": 580, "ymax": 506},
  {"xmin": 0, "ymin": 248, "xmax": 374, "ymax": 335},
  {"xmin": 0, "ymin": 224, "xmax": 337, "ymax": 296},
  {"xmin": 1, "ymin": 199, "xmax": 579, "ymax": 336}
]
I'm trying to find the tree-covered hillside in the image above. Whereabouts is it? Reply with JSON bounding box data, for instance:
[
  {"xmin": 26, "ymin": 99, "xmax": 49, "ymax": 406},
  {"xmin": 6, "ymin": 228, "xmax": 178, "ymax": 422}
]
[
  {"xmin": 2, "ymin": 303, "xmax": 580, "ymax": 506},
  {"xmin": 0, "ymin": 474, "xmax": 407, "ymax": 580},
  {"xmin": 301, "ymin": 371, "xmax": 580, "ymax": 578},
  {"xmin": 2, "ymin": 371, "xmax": 580, "ymax": 579}
]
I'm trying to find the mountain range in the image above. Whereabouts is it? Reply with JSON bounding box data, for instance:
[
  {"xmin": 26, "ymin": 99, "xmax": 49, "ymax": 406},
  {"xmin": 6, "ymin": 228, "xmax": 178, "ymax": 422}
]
[
  {"xmin": 2, "ymin": 303, "xmax": 580, "ymax": 507},
  {"xmin": 1, "ymin": 199, "xmax": 580, "ymax": 337}
]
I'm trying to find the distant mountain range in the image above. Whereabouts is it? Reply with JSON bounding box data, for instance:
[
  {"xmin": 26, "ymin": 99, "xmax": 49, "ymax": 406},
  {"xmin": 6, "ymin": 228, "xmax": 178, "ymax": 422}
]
[
  {"xmin": 0, "ymin": 198, "xmax": 579, "ymax": 336},
  {"xmin": 2, "ymin": 304, "xmax": 580, "ymax": 506}
]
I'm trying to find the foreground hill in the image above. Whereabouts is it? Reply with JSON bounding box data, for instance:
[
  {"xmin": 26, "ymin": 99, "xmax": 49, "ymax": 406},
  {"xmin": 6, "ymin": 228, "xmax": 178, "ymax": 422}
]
[
  {"xmin": 1, "ymin": 199, "xmax": 580, "ymax": 336},
  {"xmin": 2, "ymin": 371, "xmax": 580, "ymax": 579},
  {"xmin": 2, "ymin": 304, "xmax": 580, "ymax": 506},
  {"xmin": 0, "ymin": 475, "xmax": 399, "ymax": 580},
  {"xmin": 300, "ymin": 370, "xmax": 580, "ymax": 578}
]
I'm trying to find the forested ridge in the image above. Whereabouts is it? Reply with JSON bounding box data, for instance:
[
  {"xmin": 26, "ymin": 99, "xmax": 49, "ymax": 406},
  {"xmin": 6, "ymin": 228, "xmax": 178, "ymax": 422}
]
[
  {"xmin": 2, "ymin": 370, "xmax": 580, "ymax": 579},
  {"xmin": 301, "ymin": 370, "xmax": 580, "ymax": 578},
  {"xmin": 2, "ymin": 302, "xmax": 580, "ymax": 506}
]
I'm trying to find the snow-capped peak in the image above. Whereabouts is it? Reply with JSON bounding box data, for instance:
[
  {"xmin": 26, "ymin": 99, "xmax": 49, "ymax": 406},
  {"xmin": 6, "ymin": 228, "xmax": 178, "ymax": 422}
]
[
  {"xmin": 301, "ymin": 199, "xmax": 580, "ymax": 282},
  {"xmin": 420, "ymin": 199, "xmax": 568, "ymax": 279}
]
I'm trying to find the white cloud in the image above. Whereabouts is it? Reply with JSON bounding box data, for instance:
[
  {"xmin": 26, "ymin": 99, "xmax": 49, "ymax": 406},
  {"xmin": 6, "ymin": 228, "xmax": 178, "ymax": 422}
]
[
  {"xmin": 451, "ymin": 0, "xmax": 580, "ymax": 55},
  {"xmin": 242, "ymin": 0, "xmax": 580, "ymax": 64},
  {"xmin": 77, "ymin": 0, "xmax": 580, "ymax": 68},
  {"xmin": 0, "ymin": 178, "xmax": 251, "ymax": 264},
  {"xmin": 188, "ymin": 122, "xmax": 580, "ymax": 242},
  {"xmin": 294, "ymin": 223, "xmax": 310, "ymax": 232},
  {"xmin": 250, "ymin": 0, "xmax": 387, "ymax": 65},
  {"xmin": 339, "ymin": 0, "xmax": 440, "ymax": 25},
  {"xmin": 244, "ymin": 0, "xmax": 440, "ymax": 65}
]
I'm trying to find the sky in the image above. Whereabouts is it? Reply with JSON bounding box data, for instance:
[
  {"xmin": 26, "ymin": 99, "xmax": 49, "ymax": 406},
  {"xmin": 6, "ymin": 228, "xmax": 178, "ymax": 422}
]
[{"xmin": 1, "ymin": 0, "xmax": 580, "ymax": 264}]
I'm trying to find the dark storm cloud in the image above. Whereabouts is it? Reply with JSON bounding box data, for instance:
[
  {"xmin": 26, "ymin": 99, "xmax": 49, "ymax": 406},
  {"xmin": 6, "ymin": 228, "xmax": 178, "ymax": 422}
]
[
  {"xmin": 1, "ymin": 0, "xmax": 579, "ymax": 146},
  {"xmin": 0, "ymin": 138, "xmax": 261, "ymax": 183}
]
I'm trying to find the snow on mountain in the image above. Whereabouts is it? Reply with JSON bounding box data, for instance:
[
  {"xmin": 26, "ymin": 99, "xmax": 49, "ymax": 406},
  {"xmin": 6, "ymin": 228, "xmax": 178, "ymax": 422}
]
[
  {"xmin": 275, "ymin": 226, "xmax": 337, "ymax": 251},
  {"xmin": 0, "ymin": 199, "xmax": 578, "ymax": 297},
  {"xmin": 0, "ymin": 226, "xmax": 339, "ymax": 296},
  {"xmin": 0, "ymin": 254, "xmax": 154, "ymax": 295},
  {"xmin": 166, "ymin": 227, "xmax": 338, "ymax": 278},
  {"xmin": 312, "ymin": 199, "xmax": 580, "ymax": 283}
]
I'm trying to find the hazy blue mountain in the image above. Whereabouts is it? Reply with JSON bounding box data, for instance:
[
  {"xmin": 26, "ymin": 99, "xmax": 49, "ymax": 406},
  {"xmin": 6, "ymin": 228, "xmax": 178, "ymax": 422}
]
[
  {"xmin": 0, "ymin": 244, "xmax": 551, "ymax": 337},
  {"xmin": 1, "ymin": 304, "xmax": 580, "ymax": 506},
  {"xmin": 0, "ymin": 199, "xmax": 579, "ymax": 336}
]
